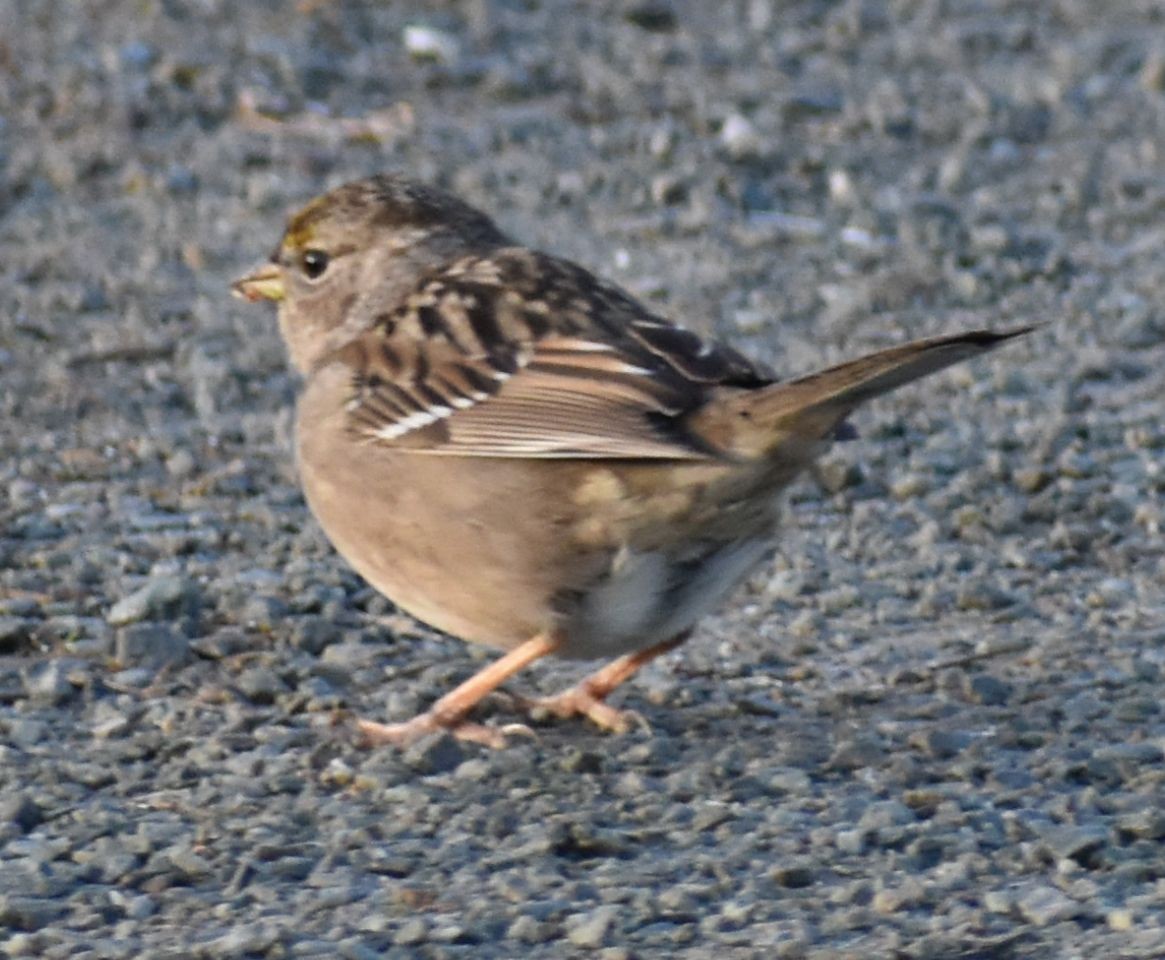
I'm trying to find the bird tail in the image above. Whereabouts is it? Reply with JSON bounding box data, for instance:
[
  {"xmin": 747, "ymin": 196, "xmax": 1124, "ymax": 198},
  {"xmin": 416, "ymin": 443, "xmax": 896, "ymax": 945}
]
[{"xmin": 692, "ymin": 327, "xmax": 1034, "ymax": 459}]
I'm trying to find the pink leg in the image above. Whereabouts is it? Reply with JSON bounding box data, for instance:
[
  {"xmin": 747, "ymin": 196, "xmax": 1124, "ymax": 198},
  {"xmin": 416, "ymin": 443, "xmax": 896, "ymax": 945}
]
[
  {"xmin": 357, "ymin": 632, "xmax": 561, "ymax": 748},
  {"xmin": 522, "ymin": 634, "xmax": 688, "ymax": 732}
]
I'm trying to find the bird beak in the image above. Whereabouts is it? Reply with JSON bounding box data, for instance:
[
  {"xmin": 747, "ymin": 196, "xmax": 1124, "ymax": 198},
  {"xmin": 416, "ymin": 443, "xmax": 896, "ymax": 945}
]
[{"xmin": 232, "ymin": 262, "xmax": 285, "ymax": 302}]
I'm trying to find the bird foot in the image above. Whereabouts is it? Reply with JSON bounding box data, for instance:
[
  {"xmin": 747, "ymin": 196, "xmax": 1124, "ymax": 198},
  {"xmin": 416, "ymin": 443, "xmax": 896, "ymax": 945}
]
[
  {"xmin": 516, "ymin": 686, "xmax": 649, "ymax": 734},
  {"xmin": 355, "ymin": 713, "xmax": 535, "ymax": 749}
]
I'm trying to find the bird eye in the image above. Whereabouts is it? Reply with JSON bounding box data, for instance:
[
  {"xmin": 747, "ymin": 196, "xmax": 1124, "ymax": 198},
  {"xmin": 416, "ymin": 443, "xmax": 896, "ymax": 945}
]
[{"xmin": 300, "ymin": 249, "xmax": 330, "ymax": 280}]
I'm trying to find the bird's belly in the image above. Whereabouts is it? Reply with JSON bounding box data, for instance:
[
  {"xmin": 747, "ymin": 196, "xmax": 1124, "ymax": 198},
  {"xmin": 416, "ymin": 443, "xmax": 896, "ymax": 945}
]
[
  {"xmin": 300, "ymin": 474, "xmax": 560, "ymax": 648},
  {"xmin": 296, "ymin": 411, "xmax": 585, "ymax": 650},
  {"xmin": 300, "ymin": 448, "xmax": 774, "ymax": 658},
  {"xmin": 296, "ymin": 390, "xmax": 783, "ymax": 659},
  {"xmin": 560, "ymin": 538, "xmax": 772, "ymax": 659}
]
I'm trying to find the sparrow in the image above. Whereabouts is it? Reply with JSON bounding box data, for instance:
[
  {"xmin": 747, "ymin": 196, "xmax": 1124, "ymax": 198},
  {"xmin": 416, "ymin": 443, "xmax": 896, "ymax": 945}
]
[{"xmin": 233, "ymin": 173, "xmax": 1029, "ymax": 747}]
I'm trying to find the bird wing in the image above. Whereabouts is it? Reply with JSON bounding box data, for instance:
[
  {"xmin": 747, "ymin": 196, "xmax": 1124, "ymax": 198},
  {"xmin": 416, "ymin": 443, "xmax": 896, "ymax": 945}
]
[{"xmin": 336, "ymin": 248, "xmax": 773, "ymax": 460}]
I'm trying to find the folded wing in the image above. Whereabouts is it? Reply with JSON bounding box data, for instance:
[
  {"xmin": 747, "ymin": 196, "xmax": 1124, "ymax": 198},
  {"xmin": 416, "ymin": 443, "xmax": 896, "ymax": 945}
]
[{"xmin": 337, "ymin": 249, "xmax": 772, "ymax": 460}]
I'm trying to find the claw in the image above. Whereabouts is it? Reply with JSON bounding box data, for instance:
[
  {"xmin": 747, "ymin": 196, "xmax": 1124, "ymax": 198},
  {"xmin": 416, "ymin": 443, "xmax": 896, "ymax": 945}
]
[{"xmin": 497, "ymin": 721, "xmax": 539, "ymax": 740}]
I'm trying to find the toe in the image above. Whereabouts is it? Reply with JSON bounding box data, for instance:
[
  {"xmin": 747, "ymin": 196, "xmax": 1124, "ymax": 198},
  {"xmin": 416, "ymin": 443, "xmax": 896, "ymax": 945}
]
[
  {"xmin": 355, "ymin": 714, "xmax": 514, "ymax": 749},
  {"xmin": 518, "ymin": 688, "xmax": 646, "ymax": 734}
]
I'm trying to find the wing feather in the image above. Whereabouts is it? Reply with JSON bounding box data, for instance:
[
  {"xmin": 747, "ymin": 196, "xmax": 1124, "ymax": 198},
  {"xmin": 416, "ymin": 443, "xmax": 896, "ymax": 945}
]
[{"xmin": 336, "ymin": 249, "xmax": 773, "ymax": 460}]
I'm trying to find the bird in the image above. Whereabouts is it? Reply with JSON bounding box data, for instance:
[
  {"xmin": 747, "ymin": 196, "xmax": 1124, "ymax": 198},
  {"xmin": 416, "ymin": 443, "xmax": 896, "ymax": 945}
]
[{"xmin": 233, "ymin": 173, "xmax": 1030, "ymax": 747}]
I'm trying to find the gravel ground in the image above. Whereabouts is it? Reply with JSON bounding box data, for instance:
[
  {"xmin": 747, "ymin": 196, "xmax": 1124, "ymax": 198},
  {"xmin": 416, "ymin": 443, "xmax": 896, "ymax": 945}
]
[{"xmin": 3, "ymin": 1, "xmax": 1164, "ymax": 957}]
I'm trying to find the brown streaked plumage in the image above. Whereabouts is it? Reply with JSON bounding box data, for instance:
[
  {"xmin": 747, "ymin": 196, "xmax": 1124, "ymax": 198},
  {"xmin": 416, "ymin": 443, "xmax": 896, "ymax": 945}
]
[{"xmin": 234, "ymin": 173, "xmax": 1031, "ymax": 747}]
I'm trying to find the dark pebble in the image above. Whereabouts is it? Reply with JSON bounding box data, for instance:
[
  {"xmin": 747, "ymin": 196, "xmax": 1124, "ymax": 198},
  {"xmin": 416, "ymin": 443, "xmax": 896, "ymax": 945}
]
[
  {"xmin": 964, "ymin": 673, "xmax": 1012, "ymax": 705},
  {"xmin": 402, "ymin": 732, "xmax": 469, "ymax": 775},
  {"xmin": 190, "ymin": 627, "xmax": 252, "ymax": 659},
  {"xmin": 0, "ymin": 616, "xmax": 33, "ymax": 653},
  {"xmin": 0, "ymin": 793, "xmax": 43, "ymax": 832},
  {"xmin": 21, "ymin": 660, "xmax": 79, "ymax": 705},
  {"xmin": 290, "ymin": 616, "xmax": 341, "ymax": 654},
  {"xmin": 0, "ymin": 895, "xmax": 68, "ymax": 931},
  {"xmin": 236, "ymin": 667, "xmax": 290, "ymax": 704},
  {"xmin": 115, "ymin": 623, "xmax": 191, "ymax": 667}
]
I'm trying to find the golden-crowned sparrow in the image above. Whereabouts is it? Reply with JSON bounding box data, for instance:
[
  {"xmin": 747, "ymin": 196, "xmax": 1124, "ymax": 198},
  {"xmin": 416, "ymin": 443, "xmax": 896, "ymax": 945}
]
[{"xmin": 234, "ymin": 173, "xmax": 1029, "ymax": 747}]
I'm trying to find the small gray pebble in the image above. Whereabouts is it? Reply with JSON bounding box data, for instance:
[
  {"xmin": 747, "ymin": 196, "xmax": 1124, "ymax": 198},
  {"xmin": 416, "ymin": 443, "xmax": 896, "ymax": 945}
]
[
  {"xmin": 735, "ymin": 692, "xmax": 782, "ymax": 718},
  {"xmin": 269, "ymin": 856, "xmax": 314, "ymax": 881},
  {"xmin": 430, "ymin": 922, "xmax": 469, "ymax": 943},
  {"xmin": 338, "ymin": 940, "xmax": 381, "ymax": 960},
  {"xmin": 1039, "ymin": 824, "xmax": 1108, "ymax": 864},
  {"xmin": 1116, "ymin": 810, "xmax": 1165, "ymax": 840},
  {"xmin": 835, "ymin": 828, "xmax": 866, "ymax": 854},
  {"xmin": 393, "ymin": 918, "xmax": 428, "ymax": 946},
  {"xmin": 858, "ymin": 800, "xmax": 916, "ymax": 831},
  {"xmin": 785, "ymin": 86, "xmax": 844, "ymax": 118},
  {"xmin": 205, "ymin": 922, "xmax": 280, "ymax": 955},
  {"xmin": 165, "ymin": 449, "xmax": 197, "ymax": 478},
  {"xmin": 403, "ymin": 732, "xmax": 468, "ymax": 775},
  {"xmin": 163, "ymin": 846, "xmax": 213, "ymax": 880},
  {"xmin": 912, "ymin": 729, "xmax": 974, "ymax": 759},
  {"xmin": 107, "ymin": 576, "xmax": 199, "ymax": 626},
  {"xmin": 507, "ymin": 914, "xmax": 552, "ymax": 944},
  {"xmin": 0, "ymin": 794, "xmax": 43, "ymax": 831},
  {"xmin": 120, "ymin": 40, "xmax": 155, "ymax": 68},
  {"xmin": 402, "ymin": 25, "xmax": 461, "ymax": 65},
  {"xmin": 720, "ymin": 113, "xmax": 761, "ymax": 159},
  {"xmin": 290, "ymin": 616, "xmax": 340, "ymax": 654},
  {"xmin": 566, "ymin": 905, "xmax": 619, "ymax": 948},
  {"xmin": 557, "ymin": 748, "xmax": 604, "ymax": 775},
  {"xmin": 106, "ymin": 667, "xmax": 154, "ymax": 689},
  {"xmin": 115, "ymin": 622, "xmax": 190, "ymax": 667},
  {"xmin": 1093, "ymin": 742, "xmax": 1164, "ymax": 765},
  {"xmin": 320, "ymin": 641, "xmax": 382, "ymax": 670},
  {"xmin": 551, "ymin": 822, "xmax": 632, "ymax": 859},
  {"xmin": 1, "ymin": 932, "xmax": 40, "ymax": 957},
  {"xmin": 650, "ymin": 174, "xmax": 688, "ymax": 206},
  {"xmin": 165, "ymin": 164, "xmax": 198, "ymax": 194},
  {"xmin": 6, "ymin": 718, "xmax": 49, "ymax": 747},
  {"xmin": 122, "ymin": 895, "xmax": 156, "ymax": 920},
  {"xmin": 982, "ymin": 888, "xmax": 1014, "ymax": 914},
  {"xmin": 99, "ymin": 852, "xmax": 138, "ymax": 884},
  {"xmin": 0, "ymin": 597, "xmax": 41, "ymax": 618},
  {"xmin": 656, "ymin": 886, "xmax": 699, "ymax": 916},
  {"xmin": 955, "ymin": 582, "xmax": 1018, "ymax": 611},
  {"xmin": 765, "ymin": 767, "xmax": 812, "ymax": 794},
  {"xmin": 236, "ymin": 667, "xmax": 289, "ymax": 704},
  {"xmin": 241, "ymin": 595, "xmax": 290, "ymax": 630},
  {"xmin": 0, "ymin": 616, "xmax": 32, "ymax": 653},
  {"xmin": 771, "ymin": 861, "xmax": 815, "ymax": 889},
  {"xmin": 21, "ymin": 660, "xmax": 78, "ymax": 705},
  {"xmin": 815, "ymin": 459, "xmax": 864, "ymax": 493},
  {"xmin": 0, "ymin": 895, "xmax": 67, "ymax": 931},
  {"xmin": 1015, "ymin": 884, "xmax": 1079, "ymax": 926},
  {"xmin": 190, "ymin": 627, "xmax": 251, "ymax": 659},
  {"xmin": 965, "ymin": 673, "xmax": 1012, "ymax": 705},
  {"xmin": 624, "ymin": 0, "xmax": 677, "ymax": 32},
  {"xmin": 829, "ymin": 736, "xmax": 887, "ymax": 770}
]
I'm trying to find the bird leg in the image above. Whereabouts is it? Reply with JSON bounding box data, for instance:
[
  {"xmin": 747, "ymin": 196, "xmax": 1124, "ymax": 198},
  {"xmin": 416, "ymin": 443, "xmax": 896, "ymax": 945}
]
[
  {"xmin": 520, "ymin": 634, "xmax": 688, "ymax": 733},
  {"xmin": 357, "ymin": 631, "xmax": 561, "ymax": 748}
]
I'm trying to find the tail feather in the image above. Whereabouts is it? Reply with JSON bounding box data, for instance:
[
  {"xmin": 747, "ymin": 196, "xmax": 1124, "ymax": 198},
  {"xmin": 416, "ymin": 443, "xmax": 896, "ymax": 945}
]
[
  {"xmin": 694, "ymin": 326, "xmax": 1033, "ymax": 459},
  {"xmin": 765, "ymin": 327, "xmax": 1032, "ymax": 420}
]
